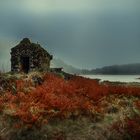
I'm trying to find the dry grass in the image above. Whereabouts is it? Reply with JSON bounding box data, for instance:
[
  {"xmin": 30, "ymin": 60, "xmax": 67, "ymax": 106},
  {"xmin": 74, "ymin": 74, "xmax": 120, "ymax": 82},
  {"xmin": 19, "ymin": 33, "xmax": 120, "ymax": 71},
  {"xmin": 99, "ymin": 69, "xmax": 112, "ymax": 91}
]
[{"xmin": 0, "ymin": 72, "xmax": 139, "ymax": 140}]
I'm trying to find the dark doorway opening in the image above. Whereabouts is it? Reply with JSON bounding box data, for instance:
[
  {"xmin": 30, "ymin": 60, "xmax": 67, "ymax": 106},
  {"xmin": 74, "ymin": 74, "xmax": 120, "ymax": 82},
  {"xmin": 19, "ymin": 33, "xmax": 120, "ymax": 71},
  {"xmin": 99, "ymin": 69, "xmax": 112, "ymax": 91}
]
[{"xmin": 20, "ymin": 56, "xmax": 30, "ymax": 73}]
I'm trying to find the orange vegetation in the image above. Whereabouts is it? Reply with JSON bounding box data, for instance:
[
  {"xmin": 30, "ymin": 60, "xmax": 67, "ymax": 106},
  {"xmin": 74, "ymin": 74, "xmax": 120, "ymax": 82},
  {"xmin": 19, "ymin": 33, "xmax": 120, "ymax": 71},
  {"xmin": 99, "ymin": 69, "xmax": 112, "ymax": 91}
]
[{"xmin": 0, "ymin": 73, "xmax": 140, "ymax": 126}]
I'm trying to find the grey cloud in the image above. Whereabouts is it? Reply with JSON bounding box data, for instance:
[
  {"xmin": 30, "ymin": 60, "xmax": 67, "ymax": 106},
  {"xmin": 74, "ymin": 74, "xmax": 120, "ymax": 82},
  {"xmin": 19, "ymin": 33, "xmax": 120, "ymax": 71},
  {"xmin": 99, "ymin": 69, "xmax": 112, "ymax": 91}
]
[{"xmin": 0, "ymin": 0, "xmax": 140, "ymax": 70}]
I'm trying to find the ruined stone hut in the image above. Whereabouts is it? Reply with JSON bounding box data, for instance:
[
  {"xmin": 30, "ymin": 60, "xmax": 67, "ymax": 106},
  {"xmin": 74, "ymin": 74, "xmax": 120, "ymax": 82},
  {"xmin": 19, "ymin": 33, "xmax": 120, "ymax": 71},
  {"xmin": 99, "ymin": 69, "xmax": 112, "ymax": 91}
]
[{"xmin": 11, "ymin": 38, "xmax": 53, "ymax": 73}]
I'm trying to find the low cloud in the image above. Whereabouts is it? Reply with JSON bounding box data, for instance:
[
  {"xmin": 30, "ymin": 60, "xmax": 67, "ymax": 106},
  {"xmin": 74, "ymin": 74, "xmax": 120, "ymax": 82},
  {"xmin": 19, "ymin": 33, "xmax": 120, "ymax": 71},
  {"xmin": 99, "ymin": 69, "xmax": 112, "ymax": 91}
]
[{"xmin": 0, "ymin": 0, "xmax": 140, "ymax": 69}]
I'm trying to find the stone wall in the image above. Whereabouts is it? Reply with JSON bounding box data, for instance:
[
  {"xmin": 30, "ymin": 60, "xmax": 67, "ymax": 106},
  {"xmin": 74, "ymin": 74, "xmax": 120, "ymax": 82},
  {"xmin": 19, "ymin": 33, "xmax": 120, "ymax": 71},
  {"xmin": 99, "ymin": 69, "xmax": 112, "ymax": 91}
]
[{"xmin": 11, "ymin": 38, "xmax": 53, "ymax": 73}]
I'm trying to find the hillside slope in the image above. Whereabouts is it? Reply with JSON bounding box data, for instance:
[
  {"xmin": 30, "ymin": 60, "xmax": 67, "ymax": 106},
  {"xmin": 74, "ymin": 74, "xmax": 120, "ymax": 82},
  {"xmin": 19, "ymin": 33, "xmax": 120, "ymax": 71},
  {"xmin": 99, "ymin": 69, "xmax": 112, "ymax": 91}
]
[
  {"xmin": 82, "ymin": 63, "xmax": 140, "ymax": 75},
  {"xmin": 0, "ymin": 72, "xmax": 140, "ymax": 140}
]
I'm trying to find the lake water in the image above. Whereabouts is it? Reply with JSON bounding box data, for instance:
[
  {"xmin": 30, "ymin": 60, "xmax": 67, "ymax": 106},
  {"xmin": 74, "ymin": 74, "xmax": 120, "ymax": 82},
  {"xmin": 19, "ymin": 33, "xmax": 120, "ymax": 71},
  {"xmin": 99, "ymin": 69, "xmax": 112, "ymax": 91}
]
[{"xmin": 82, "ymin": 75, "xmax": 140, "ymax": 83}]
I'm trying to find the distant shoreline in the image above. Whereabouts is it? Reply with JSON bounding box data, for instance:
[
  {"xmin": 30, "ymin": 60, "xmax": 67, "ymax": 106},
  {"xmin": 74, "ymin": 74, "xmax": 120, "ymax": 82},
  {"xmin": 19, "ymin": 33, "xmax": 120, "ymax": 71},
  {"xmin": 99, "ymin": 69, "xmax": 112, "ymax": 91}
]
[{"xmin": 81, "ymin": 74, "xmax": 140, "ymax": 83}]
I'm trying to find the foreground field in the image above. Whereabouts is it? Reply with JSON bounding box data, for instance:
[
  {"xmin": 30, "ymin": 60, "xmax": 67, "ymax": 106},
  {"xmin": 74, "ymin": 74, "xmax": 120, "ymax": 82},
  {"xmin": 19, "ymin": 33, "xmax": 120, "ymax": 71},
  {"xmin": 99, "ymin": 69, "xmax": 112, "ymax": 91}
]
[{"xmin": 0, "ymin": 72, "xmax": 140, "ymax": 140}]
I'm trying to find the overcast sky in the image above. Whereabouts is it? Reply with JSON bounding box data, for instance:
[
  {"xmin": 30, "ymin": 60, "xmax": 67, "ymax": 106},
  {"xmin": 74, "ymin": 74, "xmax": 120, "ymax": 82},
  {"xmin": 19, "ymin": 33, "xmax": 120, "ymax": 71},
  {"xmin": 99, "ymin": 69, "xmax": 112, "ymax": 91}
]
[{"xmin": 0, "ymin": 0, "xmax": 140, "ymax": 71}]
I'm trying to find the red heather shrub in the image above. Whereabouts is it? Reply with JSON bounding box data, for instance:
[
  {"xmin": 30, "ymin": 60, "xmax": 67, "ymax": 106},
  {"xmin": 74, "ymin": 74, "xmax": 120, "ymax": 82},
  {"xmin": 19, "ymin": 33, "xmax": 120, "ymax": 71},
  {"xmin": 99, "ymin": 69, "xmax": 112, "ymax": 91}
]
[
  {"xmin": 112, "ymin": 117, "xmax": 140, "ymax": 140},
  {"xmin": 126, "ymin": 117, "xmax": 140, "ymax": 139},
  {"xmin": 0, "ymin": 73, "xmax": 140, "ymax": 126},
  {"xmin": 135, "ymin": 100, "xmax": 140, "ymax": 111}
]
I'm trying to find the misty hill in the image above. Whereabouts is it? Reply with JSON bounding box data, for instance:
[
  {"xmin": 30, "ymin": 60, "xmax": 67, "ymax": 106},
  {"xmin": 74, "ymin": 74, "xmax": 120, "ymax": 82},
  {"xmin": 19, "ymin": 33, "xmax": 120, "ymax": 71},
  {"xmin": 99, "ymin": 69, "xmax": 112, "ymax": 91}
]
[
  {"xmin": 51, "ymin": 59, "xmax": 82, "ymax": 74},
  {"xmin": 82, "ymin": 63, "xmax": 140, "ymax": 75},
  {"xmin": 51, "ymin": 60, "xmax": 140, "ymax": 75}
]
